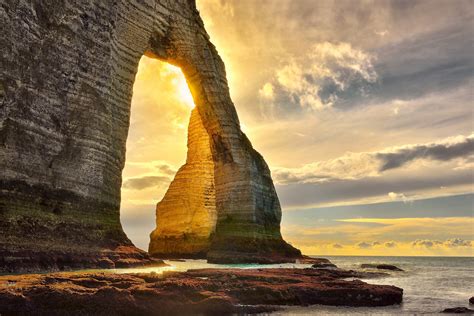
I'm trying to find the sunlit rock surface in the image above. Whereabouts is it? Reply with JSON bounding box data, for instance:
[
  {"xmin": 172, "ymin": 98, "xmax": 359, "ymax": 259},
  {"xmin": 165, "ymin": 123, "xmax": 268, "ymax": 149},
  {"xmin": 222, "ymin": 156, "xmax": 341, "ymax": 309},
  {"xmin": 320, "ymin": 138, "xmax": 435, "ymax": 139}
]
[
  {"xmin": 149, "ymin": 109, "xmax": 216, "ymax": 258},
  {"xmin": 0, "ymin": 0, "xmax": 300, "ymax": 272}
]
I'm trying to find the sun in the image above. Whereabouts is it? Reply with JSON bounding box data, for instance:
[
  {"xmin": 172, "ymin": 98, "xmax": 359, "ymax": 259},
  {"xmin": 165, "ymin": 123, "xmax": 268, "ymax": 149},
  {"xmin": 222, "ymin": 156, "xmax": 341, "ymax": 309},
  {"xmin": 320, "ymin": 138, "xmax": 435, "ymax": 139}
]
[{"xmin": 164, "ymin": 64, "xmax": 195, "ymax": 109}]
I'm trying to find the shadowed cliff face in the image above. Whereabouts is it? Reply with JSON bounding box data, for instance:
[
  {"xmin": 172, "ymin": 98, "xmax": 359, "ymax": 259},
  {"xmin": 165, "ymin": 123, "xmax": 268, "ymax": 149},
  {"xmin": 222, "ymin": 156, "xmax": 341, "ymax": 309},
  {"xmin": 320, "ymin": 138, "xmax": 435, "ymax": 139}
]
[{"xmin": 0, "ymin": 0, "xmax": 300, "ymax": 271}]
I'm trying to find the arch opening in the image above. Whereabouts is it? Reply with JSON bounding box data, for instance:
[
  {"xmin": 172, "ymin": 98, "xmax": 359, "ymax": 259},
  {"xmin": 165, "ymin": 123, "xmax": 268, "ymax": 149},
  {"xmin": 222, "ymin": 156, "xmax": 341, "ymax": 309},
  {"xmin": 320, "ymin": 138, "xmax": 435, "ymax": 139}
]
[{"xmin": 120, "ymin": 55, "xmax": 205, "ymax": 251}]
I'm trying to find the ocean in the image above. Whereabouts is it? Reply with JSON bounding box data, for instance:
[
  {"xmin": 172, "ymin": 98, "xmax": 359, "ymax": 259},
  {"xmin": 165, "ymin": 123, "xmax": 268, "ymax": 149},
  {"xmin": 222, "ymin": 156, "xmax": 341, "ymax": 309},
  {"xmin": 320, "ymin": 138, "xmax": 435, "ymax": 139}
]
[
  {"xmin": 278, "ymin": 256, "xmax": 474, "ymax": 315},
  {"xmin": 90, "ymin": 256, "xmax": 474, "ymax": 315}
]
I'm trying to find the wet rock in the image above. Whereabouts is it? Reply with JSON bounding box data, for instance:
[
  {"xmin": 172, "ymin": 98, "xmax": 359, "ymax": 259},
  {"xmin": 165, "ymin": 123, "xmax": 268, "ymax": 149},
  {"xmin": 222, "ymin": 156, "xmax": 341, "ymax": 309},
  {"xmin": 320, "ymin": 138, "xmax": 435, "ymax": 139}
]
[
  {"xmin": 470, "ymin": 297, "xmax": 474, "ymax": 304},
  {"xmin": 441, "ymin": 307, "xmax": 474, "ymax": 314},
  {"xmin": 312, "ymin": 262, "xmax": 337, "ymax": 269},
  {"xmin": 0, "ymin": 268, "xmax": 403, "ymax": 314},
  {"xmin": 361, "ymin": 264, "xmax": 404, "ymax": 271},
  {"xmin": 312, "ymin": 261, "xmax": 338, "ymax": 269},
  {"xmin": 298, "ymin": 256, "xmax": 331, "ymax": 264}
]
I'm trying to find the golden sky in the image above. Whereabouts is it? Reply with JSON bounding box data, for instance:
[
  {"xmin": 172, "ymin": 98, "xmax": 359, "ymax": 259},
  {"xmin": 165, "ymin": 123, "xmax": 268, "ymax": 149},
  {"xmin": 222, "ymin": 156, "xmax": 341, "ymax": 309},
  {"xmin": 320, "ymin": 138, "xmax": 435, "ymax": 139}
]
[{"xmin": 120, "ymin": 0, "xmax": 473, "ymax": 256}]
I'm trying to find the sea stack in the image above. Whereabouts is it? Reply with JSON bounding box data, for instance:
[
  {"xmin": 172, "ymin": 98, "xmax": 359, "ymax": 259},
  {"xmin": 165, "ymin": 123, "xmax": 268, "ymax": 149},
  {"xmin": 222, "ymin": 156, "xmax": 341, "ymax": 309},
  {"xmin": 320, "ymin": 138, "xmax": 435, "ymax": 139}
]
[
  {"xmin": 1, "ymin": 0, "xmax": 300, "ymax": 272},
  {"xmin": 149, "ymin": 109, "xmax": 216, "ymax": 258},
  {"xmin": 148, "ymin": 108, "xmax": 301, "ymax": 263}
]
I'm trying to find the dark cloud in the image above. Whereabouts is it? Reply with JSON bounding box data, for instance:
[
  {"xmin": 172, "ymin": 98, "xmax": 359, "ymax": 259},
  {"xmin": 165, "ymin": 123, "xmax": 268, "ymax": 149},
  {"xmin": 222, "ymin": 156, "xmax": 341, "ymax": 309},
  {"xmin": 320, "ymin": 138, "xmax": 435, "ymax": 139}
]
[
  {"xmin": 412, "ymin": 239, "xmax": 443, "ymax": 248},
  {"xmin": 354, "ymin": 241, "xmax": 384, "ymax": 249},
  {"xmin": 366, "ymin": 23, "xmax": 474, "ymax": 107},
  {"xmin": 122, "ymin": 176, "xmax": 170, "ymax": 190},
  {"xmin": 276, "ymin": 170, "xmax": 473, "ymax": 209},
  {"xmin": 411, "ymin": 238, "xmax": 472, "ymax": 249},
  {"xmin": 444, "ymin": 238, "xmax": 472, "ymax": 248},
  {"xmin": 384, "ymin": 241, "xmax": 397, "ymax": 248},
  {"xmin": 377, "ymin": 136, "xmax": 474, "ymax": 171},
  {"xmin": 155, "ymin": 164, "xmax": 177, "ymax": 176},
  {"xmin": 357, "ymin": 241, "xmax": 373, "ymax": 249}
]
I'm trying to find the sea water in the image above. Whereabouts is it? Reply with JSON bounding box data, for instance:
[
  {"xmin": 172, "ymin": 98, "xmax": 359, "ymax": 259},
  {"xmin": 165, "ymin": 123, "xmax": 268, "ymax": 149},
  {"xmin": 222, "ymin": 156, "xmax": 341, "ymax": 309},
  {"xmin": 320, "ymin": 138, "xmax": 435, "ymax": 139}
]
[
  {"xmin": 88, "ymin": 256, "xmax": 474, "ymax": 315},
  {"xmin": 277, "ymin": 256, "xmax": 474, "ymax": 315}
]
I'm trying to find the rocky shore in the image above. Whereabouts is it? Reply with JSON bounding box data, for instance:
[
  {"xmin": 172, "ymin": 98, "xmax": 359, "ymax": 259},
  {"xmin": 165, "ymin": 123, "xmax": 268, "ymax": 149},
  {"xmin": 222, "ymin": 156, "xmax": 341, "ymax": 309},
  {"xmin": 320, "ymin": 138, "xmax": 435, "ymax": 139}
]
[
  {"xmin": 0, "ymin": 266, "xmax": 402, "ymax": 315},
  {"xmin": 0, "ymin": 245, "xmax": 167, "ymax": 274}
]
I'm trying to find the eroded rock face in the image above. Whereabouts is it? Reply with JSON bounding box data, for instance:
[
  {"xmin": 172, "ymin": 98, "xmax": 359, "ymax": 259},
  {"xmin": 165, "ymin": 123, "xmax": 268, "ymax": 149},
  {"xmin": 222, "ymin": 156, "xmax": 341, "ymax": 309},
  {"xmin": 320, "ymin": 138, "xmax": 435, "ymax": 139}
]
[
  {"xmin": 0, "ymin": 0, "xmax": 300, "ymax": 271},
  {"xmin": 149, "ymin": 108, "xmax": 216, "ymax": 258}
]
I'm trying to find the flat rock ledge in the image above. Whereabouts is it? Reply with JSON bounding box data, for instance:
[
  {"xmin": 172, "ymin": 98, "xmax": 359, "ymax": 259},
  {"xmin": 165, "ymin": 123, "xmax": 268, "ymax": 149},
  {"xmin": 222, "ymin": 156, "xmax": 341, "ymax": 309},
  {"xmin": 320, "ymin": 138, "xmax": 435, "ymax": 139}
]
[{"xmin": 0, "ymin": 268, "xmax": 403, "ymax": 315}]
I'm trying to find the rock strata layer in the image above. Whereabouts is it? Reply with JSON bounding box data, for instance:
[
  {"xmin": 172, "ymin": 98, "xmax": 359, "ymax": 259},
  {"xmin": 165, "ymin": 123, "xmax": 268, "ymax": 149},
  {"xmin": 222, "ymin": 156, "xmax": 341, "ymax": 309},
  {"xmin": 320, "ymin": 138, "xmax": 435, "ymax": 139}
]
[
  {"xmin": 0, "ymin": 268, "xmax": 403, "ymax": 314},
  {"xmin": 1, "ymin": 0, "xmax": 300, "ymax": 271}
]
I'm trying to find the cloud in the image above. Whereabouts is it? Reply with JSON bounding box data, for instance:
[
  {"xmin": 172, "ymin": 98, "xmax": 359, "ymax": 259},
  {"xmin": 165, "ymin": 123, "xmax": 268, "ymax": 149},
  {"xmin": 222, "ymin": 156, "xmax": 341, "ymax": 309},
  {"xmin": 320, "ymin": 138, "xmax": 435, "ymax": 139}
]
[
  {"xmin": 388, "ymin": 192, "xmax": 412, "ymax": 204},
  {"xmin": 355, "ymin": 241, "xmax": 397, "ymax": 249},
  {"xmin": 122, "ymin": 176, "xmax": 171, "ymax": 190},
  {"xmin": 259, "ymin": 82, "xmax": 274, "ymax": 99},
  {"xmin": 276, "ymin": 169, "xmax": 472, "ymax": 209},
  {"xmin": 356, "ymin": 241, "xmax": 373, "ymax": 249},
  {"xmin": 332, "ymin": 243, "xmax": 343, "ymax": 249},
  {"xmin": 410, "ymin": 238, "xmax": 473, "ymax": 249},
  {"xmin": 155, "ymin": 163, "xmax": 177, "ymax": 176},
  {"xmin": 412, "ymin": 239, "xmax": 443, "ymax": 248},
  {"xmin": 444, "ymin": 238, "xmax": 472, "ymax": 248},
  {"xmin": 356, "ymin": 241, "xmax": 384, "ymax": 249},
  {"xmin": 377, "ymin": 134, "xmax": 474, "ymax": 171},
  {"xmin": 371, "ymin": 23, "xmax": 474, "ymax": 106},
  {"xmin": 273, "ymin": 133, "xmax": 474, "ymax": 185},
  {"xmin": 261, "ymin": 42, "xmax": 377, "ymax": 111}
]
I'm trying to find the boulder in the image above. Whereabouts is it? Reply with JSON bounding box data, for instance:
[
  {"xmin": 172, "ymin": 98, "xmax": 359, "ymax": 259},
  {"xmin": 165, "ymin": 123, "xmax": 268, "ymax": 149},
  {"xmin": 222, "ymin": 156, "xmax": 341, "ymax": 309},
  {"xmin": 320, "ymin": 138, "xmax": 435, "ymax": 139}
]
[
  {"xmin": 311, "ymin": 259, "xmax": 338, "ymax": 269},
  {"xmin": 361, "ymin": 264, "xmax": 404, "ymax": 271},
  {"xmin": 441, "ymin": 307, "xmax": 474, "ymax": 314}
]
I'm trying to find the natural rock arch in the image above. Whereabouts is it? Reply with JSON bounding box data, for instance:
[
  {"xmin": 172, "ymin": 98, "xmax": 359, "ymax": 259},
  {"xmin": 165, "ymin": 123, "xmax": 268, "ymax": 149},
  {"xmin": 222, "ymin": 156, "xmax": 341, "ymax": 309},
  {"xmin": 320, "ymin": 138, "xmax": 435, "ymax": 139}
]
[{"xmin": 0, "ymin": 0, "xmax": 300, "ymax": 272}]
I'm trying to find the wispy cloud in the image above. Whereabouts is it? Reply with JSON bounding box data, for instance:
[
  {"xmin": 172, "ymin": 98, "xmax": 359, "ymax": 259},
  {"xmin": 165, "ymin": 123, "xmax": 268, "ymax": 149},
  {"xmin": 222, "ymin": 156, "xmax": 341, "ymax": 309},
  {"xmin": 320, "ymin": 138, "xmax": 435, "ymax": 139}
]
[{"xmin": 122, "ymin": 176, "xmax": 171, "ymax": 190}]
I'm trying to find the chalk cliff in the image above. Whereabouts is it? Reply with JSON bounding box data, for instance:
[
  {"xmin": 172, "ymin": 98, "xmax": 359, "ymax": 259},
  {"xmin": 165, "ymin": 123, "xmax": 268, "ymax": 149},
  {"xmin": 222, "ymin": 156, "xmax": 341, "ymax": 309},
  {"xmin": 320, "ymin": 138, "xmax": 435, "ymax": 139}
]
[
  {"xmin": 0, "ymin": 0, "xmax": 300, "ymax": 272},
  {"xmin": 149, "ymin": 108, "xmax": 216, "ymax": 258}
]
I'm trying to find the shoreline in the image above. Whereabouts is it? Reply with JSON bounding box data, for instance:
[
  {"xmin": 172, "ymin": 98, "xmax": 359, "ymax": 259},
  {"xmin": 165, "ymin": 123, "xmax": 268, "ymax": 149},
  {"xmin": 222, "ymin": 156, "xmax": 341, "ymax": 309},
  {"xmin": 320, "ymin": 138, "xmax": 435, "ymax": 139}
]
[{"xmin": 0, "ymin": 263, "xmax": 403, "ymax": 315}]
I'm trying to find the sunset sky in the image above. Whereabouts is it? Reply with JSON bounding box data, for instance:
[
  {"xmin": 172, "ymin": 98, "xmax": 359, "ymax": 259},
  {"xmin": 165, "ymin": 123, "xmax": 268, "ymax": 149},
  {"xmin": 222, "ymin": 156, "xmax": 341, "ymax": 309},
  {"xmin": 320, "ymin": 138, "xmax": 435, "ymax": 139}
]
[{"xmin": 121, "ymin": 0, "xmax": 473, "ymax": 256}]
